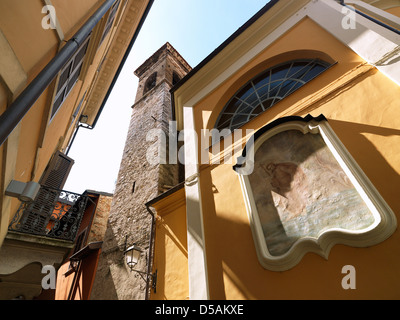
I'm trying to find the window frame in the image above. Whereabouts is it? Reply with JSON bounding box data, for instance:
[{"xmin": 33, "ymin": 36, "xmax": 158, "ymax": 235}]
[
  {"xmin": 234, "ymin": 115, "xmax": 397, "ymax": 271},
  {"xmin": 215, "ymin": 59, "xmax": 333, "ymax": 132},
  {"xmin": 50, "ymin": 36, "xmax": 91, "ymax": 121},
  {"xmin": 98, "ymin": 0, "xmax": 121, "ymax": 47}
]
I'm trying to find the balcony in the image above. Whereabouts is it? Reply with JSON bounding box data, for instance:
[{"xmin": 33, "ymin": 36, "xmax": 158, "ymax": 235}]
[
  {"xmin": 0, "ymin": 186, "xmax": 90, "ymax": 299},
  {"xmin": 8, "ymin": 186, "xmax": 88, "ymax": 242}
]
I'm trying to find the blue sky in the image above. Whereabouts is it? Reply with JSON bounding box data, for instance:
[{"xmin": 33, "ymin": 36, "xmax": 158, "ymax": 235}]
[{"xmin": 64, "ymin": 0, "xmax": 269, "ymax": 194}]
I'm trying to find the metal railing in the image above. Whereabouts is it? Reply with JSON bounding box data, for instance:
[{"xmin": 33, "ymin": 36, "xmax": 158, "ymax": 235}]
[{"xmin": 8, "ymin": 186, "xmax": 88, "ymax": 242}]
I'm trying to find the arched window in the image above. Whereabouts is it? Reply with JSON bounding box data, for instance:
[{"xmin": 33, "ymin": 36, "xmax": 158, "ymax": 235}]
[
  {"xmin": 144, "ymin": 72, "xmax": 157, "ymax": 95},
  {"xmin": 215, "ymin": 59, "xmax": 331, "ymax": 131},
  {"xmin": 172, "ymin": 71, "xmax": 181, "ymax": 86}
]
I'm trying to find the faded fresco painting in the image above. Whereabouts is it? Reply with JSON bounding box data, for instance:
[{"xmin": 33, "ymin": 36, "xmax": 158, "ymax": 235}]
[{"xmin": 248, "ymin": 130, "xmax": 375, "ymax": 257}]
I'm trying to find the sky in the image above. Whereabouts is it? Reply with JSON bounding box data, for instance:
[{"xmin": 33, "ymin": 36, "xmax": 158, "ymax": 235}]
[{"xmin": 64, "ymin": 0, "xmax": 270, "ymax": 195}]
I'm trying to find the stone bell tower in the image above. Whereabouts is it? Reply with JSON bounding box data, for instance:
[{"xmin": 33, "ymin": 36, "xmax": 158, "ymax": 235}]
[{"xmin": 91, "ymin": 43, "xmax": 191, "ymax": 300}]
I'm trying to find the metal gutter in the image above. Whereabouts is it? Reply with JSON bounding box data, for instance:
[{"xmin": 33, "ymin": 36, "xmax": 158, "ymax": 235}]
[
  {"xmin": 145, "ymin": 204, "xmax": 156, "ymax": 300},
  {"xmin": 0, "ymin": 0, "xmax": 117, "ymax": 147},
  {"xmin": 339, "ymin": 0, "xmax": 400, "ymax": 35}
]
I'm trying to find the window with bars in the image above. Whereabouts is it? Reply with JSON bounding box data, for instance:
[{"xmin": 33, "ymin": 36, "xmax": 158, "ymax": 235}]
[
  {"xmin": 215, "ymin": 59, "xmax": 331, "ymax": 131},
  {"xmin": 51, "ymin": 37, "xmax": 91, "ymax": 120}
]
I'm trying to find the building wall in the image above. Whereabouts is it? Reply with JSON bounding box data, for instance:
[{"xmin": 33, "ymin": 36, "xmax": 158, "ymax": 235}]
[
  {"xmin": 150, "ymin": 187, "xmax": 189, "ymax": 300},
  {"xmin": 0, "ymin": 0, "xmax": 104, "ymax": 245},
  {"xmin": 189, "ymin": 17, "xmax": 400, "ymax": 299},
  {"xmin": 0, "ymin": 0, "xmax": 152, "ymax": 247},
  {"xmin": 53, "ymin": 192, "xmax": 113, "ymax": 300}
]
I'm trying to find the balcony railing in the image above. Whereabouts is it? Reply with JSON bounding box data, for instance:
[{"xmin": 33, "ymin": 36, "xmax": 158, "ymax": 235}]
[{"xmin": 8, "ymin": 186, "xmax": 88, "ymax": 242}]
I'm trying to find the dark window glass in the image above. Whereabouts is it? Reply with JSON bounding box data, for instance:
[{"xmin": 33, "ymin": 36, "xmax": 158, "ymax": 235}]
[
  {"xmin": 144, "ymin": 72, "xmax": 157, "ymax": 95},
  {"xmin": 99, "ymin": 0, "xmax": 120, "ymax": 46},
  {"xmin": 215, "ymin": 59, "xmax": 331, "ymax": 131},
  {"xmin": 173, "ymin": 72, "xmax": 181, "ymax": 85}
]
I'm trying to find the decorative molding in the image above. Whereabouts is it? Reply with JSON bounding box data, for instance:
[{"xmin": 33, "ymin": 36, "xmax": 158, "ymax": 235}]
[
  {"xmin": 183, "ymin": 106, "xmax": 209, "ymax": 300},
  {"xmin": 235, "ymin": 115, "xmax": 397, "ymax": 271}
]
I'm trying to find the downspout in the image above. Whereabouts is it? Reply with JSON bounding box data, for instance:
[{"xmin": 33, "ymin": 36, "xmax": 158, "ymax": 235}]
[
  {"xmin": 145, "ymin": 204, "xmax": 156, "ymax": 300},
  {"xmin": 0, "ymin": 0, "xmax": 117, "ymax": 147},
  {"xmin": 339, "ymin": 0, "xmax": 400, "ymax": 36}
]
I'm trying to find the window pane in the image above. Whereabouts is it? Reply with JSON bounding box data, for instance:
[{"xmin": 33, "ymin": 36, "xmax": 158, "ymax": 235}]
[
  {"xmin": 73, "ymin": 40, "xmax": 89, "ymax": 71},
  {"xmin": 66, "ymin": 65, "xmax": 82, "ymax": 94},
  {"xmin": 57, "ymin": 61, "xmax": 73, "ymax": 92},
  {"xmin": 236, "ymin": 83, "xmax": 254, "ymax": 101},
  {"xmin": 215, "ymin": 59, "xmax": 331, "ymax": 131},
  {"xmin": 52, "ymin": 88, "xmax": 66, "ymax": 118}
]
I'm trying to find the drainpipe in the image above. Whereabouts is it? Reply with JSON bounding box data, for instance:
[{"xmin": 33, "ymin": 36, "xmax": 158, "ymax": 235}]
[
  {"xmin": 339, "ymin": 0, "xmax": 400, "ymax": 36},
  {"xmin": 0, "ymin": 0, "xmax": 117, "ymax": 147},
  {"xmin": 145, "ymin": 204, "xmax": 156, "ymax": 300}
]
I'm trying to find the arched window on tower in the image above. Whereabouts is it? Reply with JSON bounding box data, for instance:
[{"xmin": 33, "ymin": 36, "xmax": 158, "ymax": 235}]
[
  {"xmin": 215, "ymin": 59, "xmax": 332, "ymax": 131},
  {"xmin": 172, "ymin": 71, "xmax": 181, "ymax": 86},
  {"xmin": 144, "ymin": 72, "xmax": 157, "ymax": 95}
]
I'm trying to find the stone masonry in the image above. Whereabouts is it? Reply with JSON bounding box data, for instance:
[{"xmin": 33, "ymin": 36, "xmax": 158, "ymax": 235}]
[{"xmin": 91, "ymin": 43, "xmax": 191, "ymax": 300}]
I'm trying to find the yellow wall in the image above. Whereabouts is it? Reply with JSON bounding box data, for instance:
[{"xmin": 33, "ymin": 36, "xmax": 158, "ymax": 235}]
[
  {"xmin": 386, "ymin": 6, "xmax": 400, "ymax": 17},
  {"xmin": 151, "ymin": 188, "xmax": 189, "ymax": 300},
  {"xmin": 192, "ymin": 18, "xmax": 400, "ymax": 299},
  {"xmin": 0, "ymin": 0, "xmax": 117, "ymax": 245}
]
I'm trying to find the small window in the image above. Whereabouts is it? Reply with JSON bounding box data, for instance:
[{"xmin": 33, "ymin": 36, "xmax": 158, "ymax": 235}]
[
  {"xmin": 172, "ymin": 72, "xmax": 181, "ymax": 85},
  {"xmin": 215, "ymin": 59, "xmax": 331, "ymax": 131},
  {"xmin": 51, "ymin": 37, "xmax": 90, "ymax": 120},
  {"xmin": 144, "ymin": 72, "xmax": 157, "ymax": 95}
]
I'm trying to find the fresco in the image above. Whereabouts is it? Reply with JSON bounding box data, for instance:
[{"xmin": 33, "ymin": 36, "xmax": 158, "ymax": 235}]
[{"xmin": 248, "ymin": 130, "xmax": 375, "ymax": 256}]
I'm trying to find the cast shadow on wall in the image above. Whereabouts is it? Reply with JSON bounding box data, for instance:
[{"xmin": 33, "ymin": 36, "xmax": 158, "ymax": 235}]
[{"xmin": 202, "ymin": 118, "xmax": 400, "ymax": 299}]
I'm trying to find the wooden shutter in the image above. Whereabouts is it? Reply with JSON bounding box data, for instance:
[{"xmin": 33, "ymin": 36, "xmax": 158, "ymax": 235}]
[
  {"xmin": 20, "ymin": 151, "xmax": 74, "ymax": 234},
  {"xmin": 51, "ymin": 36, "xmax": 90, "ymax": 119},
  {"xmin": 99, "ymin": 0, "xmax": 120, "ymax": 46},
  {"xmin": 40, "ymin": 151, "xmax": 74, "ymax": 190}
]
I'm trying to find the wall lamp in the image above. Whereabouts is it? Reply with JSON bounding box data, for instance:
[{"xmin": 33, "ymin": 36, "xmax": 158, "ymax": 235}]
[
  {"xmin": 124, "ymin": 239, "xmax": 157, "ymax": 294},
  {"xmin": 5, "ymin": 180, "xmax": 41, "ymax": 202}
]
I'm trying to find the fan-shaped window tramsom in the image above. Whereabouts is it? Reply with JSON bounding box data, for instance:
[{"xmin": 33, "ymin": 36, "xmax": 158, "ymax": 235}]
[{"xmin": 215, "ymin": 59, "xmax": 332, "ymax": 131}]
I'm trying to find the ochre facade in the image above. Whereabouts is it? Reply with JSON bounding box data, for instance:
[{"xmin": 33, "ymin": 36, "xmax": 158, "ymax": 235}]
[
  {"xmin": 150, "ymin": 0, "xmax": 400, "ymax": 300},
  {"xmin": 0, "ymin": 0, "xmax": 152, "ymax": 246}
]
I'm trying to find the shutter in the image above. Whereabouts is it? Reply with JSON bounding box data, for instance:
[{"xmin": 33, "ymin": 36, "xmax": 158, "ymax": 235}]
[
  {"xmin": 19, "ymin": 151, "xmax": 74, "ymax": 234},
  {"xmin": 99, "ymin": 0, "xmax": 120, "ymax": 46},
  {"xmin": 40, "ymin": 151, "xmax": 74, "ymax": 190}
]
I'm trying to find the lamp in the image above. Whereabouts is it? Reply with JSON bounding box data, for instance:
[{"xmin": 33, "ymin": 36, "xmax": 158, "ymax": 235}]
[
  {"xmin": 124, "ymin": 239, "xmax": 157, "ymax": 293},
  {"xmin": 5, "ymin": 180, "xmax": 41, "ymax": 202},
  {"xmin": 124, "ymin": 244, "xmax": 142, "ymax": 269}
]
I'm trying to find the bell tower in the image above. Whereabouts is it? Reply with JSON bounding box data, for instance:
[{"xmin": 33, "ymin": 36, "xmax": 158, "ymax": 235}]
[{"xmin": 91, "ymin": 43, "xmax": 191, "ymax": 300}]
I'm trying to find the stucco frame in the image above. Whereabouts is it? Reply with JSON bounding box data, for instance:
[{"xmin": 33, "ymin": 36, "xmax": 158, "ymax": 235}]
[{"xmin": 235, "ymin": 115, "xmax": 397, "ymax": 271}]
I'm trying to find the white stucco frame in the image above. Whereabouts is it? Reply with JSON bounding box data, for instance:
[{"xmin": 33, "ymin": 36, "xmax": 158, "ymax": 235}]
[{"xmin": 236, "ymin": 115, "xmax": 397, "ymax": 271}]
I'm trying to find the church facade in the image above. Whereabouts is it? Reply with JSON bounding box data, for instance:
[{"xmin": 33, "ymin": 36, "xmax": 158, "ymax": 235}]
[{"xmin": 98, "ymin": 0, "xmax": 400, "ymax": 300}]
